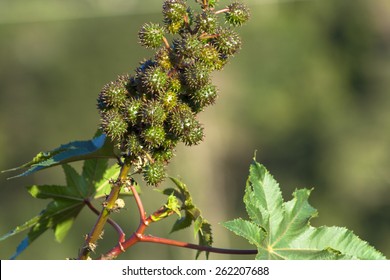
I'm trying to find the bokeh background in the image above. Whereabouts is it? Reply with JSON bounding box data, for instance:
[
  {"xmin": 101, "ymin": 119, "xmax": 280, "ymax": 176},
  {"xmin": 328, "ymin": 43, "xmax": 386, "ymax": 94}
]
[{"xmin": 1, "ymin": 0, "xmax": 389, "ymax": 259}]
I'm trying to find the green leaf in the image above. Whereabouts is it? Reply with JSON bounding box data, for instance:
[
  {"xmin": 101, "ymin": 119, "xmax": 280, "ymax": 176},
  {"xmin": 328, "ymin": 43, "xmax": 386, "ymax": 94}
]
[
  {"xmin": 164, "ymin": 177, "xmax": 213, "ymax": 259},
  {"xmin": 0, "ymin": 159, "xmax": 124, "ymax": 259},
  {"xmin": 223, "ymin": 158, "xmax": 387, "ymax": 260},
  {"xmin": 2, "ymin": 133, "xmax": 117, "ymax": 179}
]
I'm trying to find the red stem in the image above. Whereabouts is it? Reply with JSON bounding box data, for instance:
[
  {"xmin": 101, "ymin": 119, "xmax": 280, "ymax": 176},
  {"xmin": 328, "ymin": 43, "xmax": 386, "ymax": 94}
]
[
  {"xmin": 99, "ymin": 185, "xmax": 257, "ymax": 259},
  {"xmin": 138, "ymin": 234, "xmax": 257, "ymax": 255}
]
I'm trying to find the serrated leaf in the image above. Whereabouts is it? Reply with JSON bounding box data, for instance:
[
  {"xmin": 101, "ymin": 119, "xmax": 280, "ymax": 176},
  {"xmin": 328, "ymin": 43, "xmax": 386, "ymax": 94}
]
[
  {"xmin": 3, "ymin": 133, "xmax": 116, "ymax": 179},
  {"xmin": 7, "ymin": 198, "xmax": 84, "ymax": 259},
  {"xmin": 1, "ymin": 158, "xmax": 123, "ymax": 259},
  {"xmin": 223, "ymin": 158, "xmax": 387, "ymax": 260},
  {"xmin": 223, "ymin": 218, "xmax": 265, "ymax": 248}
]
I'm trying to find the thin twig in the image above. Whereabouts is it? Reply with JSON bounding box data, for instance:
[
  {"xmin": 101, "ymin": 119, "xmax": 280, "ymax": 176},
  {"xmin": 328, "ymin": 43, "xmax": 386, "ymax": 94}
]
[{"xmin": 139, "ymin": 235, "xmax": 258, "ymax": 255}]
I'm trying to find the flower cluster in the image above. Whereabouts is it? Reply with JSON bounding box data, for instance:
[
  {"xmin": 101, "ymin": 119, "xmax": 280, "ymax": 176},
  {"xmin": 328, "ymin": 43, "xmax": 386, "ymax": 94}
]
[{"xmin": 97, "ymin": 0, "xmax": 249, "ymax": 185}]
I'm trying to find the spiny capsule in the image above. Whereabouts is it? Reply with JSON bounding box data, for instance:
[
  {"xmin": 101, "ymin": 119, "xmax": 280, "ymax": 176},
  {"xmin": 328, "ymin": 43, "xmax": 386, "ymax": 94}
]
[
  {"xmin": 195, "ymin": 10, "xmax": 218, "ymax": 34},
  {"xmin": 143, "ymin": 160, "xmax": 166, "ymax": 185},
  {"xmin": 168, "ymin": 103, "xmax": 197, "ymax": 137},
  {"xmin": 100, "ymin": 110, "xmax": 128, "ymax": 142},
  {"xmin": 141, "ymin": 125, "xmax": 166, "ymax": 149},
  {"xmin": 212, "ymin": 27, "xmax": 242, "ymax": 56},
  {"xmin": 181, "ymin": 121, "xmax": 204, "ymax": 146},
  {"xmin": 125, "ymin": 132, "xmax": 144, "ymax": 158},
  {"xmin": 123, "ymin": 98, "xmax": 142, "ymax": 125},
  {"xmin": 173, "ymin": 34, "xmax": 202, "ymax": 60},
  {"xmin": 225, "ymin": 1, "xmax": 250, "ymax": 27},
  {"xmin": 140, "ymin": 100, "xmax": 167, "ymax": 125},
  {"xmin": 162, "ymin": 0, "xmax": 188, "ymax": 34},
  {"xmin": 140, "ymin": 66, "xmax": 169, "ymax": 95},
  {"xmin": 138, "ymin": 22, "xmax": 165, "ymax": 49},
  {"xmin": 183, "ymin": 63, "xmax": 210, "ymax": 89},
  {"xmin": 188, "ymin": 84, "xmax": 218, "ymax": 112},
  {"xmin": 98, "ymin": 76, "xmax": 129, "ymax": 109}
]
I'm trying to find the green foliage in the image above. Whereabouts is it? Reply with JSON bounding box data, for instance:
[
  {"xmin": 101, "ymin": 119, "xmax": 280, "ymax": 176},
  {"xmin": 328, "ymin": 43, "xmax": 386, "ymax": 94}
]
[
  {"xmin": 223, "ymin": 158, "xmax": 387, "ymax": 260},
  {"xmin": 2, "ymin": 133, "xmax": 116, "ymax": 179},
  {"xmin": 0, "ymin": 158, "xmax": 136, "ymax": 259},
  {"xmin": 164, "ymin": 177, "xmax": 213, "ymax": 259}
]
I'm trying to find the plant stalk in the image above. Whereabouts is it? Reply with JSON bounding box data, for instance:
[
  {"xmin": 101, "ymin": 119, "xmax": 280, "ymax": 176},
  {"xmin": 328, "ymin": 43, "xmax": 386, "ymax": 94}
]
[{"xmin": 78, "ymin": 161, "xmax": 131, "ymax": 260}]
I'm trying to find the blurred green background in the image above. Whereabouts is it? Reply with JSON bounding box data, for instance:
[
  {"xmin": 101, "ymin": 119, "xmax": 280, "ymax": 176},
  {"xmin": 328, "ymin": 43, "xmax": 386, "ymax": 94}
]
[{"xmin": 1, "ymin": 0, "xmax": 389, "ymax": 259}]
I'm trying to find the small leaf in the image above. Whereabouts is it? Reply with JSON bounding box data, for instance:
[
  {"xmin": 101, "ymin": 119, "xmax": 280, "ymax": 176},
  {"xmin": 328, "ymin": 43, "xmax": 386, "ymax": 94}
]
[
  {"xmin": 163, "ymin": 177, "xmax": 213, "ymax": 259},
  {"xmin": 223, "ymin": 158, "xmax": 387, "ymax": 260},
  {"xmin": 195, "ymin": 220, "xmax": 213, "ymax": 259},
  {"xmin": 3, "ymin": 133, "xmax": 117, "ymax": 179}
]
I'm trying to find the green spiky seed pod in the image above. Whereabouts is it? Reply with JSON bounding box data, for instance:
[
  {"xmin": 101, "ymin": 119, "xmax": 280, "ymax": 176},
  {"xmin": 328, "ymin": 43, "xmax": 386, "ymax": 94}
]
[
  {"xmin": 183, "ymin": 63, "xmax": 210, "ymax": 89},
  {"xmin": 125, "ymin": 132, "xmax": 144, "ymax": 158},
  {"xmin": 159, "ymin": 90, "xmax": 178, "ymax": 110},
  {"xmin": 173, "ymin": 34, "xmax": 202, "ymax": 61},
  {"xmin": 198, "ymin": 44, "xmax": 221, "ymax": 70},
  {"xmin": 195, "ymin": 11, "xmax": 218, "ymax": 34},
  {"xmin": 138, "ymin": 22, "xmax": 165, "ymax": 49},
  {"xmin": 141, "ymin": 125, "xmax": 166, "ymax": 148},
  {"xmin": 155, "ymin": 47, "xmax": 173, "ymax": 70},
  {"xmin": 143, "ymin": 161, "xmax": 166, "ymax": 185},
  {"xmin": 152, "ymin": 147, "xmax": 175, "ymax": 163},
  {"xmin": 162, "ymin": 0, "xmax": 188, "ymax": 34},
  {"xmin": 141, "ymin": 66, "xmax": 169, "ymax": 95},
  {"xmin": 181, "ymin": 121, "xmax": 204, "ymax": 146},
  {"xmin": 189, "ymin": 84, "xmax": 218, "ymax": 112},
  {"xmin": 225, "ymin": 1, "xmax": 250, "ymax": 27},
  {"xmin": 168, "ymin": 103, "xmax": 197, "ymax": 137},
  {"xmin": 100, "ymin": 110, "xmax": 128, "ymax": 142},
  {"xmin": 123, "ymin": 98, "xmax": 142, "ymax": 125},
  {"xmin": 98, "ymin": 76, "xmax": 129, "ymax": 109},
  {"xmin": 135, "ymin": 59, "xmax": 157, "ymax": 77},
  {"xmin": 168, "ymin": 76, "xmax": 182, "ymax": 93},
  {"xmin": 212, "ymin": 28, "xmax": 242, "ymax": 56},
  {"xmin": 140, "ymin": 100, "xmax": 167, "ymax": 125}
]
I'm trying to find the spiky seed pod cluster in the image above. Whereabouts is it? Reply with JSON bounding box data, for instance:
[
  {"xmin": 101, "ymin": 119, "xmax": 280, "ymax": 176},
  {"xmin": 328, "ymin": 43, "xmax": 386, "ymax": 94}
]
[{"xmin": 97, "ymin": 0, "xmax": 249, "ymax": 186}]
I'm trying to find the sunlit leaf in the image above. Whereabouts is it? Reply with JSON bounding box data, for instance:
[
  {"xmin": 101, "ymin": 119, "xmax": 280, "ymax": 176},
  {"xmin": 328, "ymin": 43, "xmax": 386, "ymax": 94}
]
[
  {"xmin": 3, "ymin": 133, "xmax": 117, "ymax": 179},
  {"xmin": 223, "ymin": 158, "xmax": 387, "ymax": 260}
]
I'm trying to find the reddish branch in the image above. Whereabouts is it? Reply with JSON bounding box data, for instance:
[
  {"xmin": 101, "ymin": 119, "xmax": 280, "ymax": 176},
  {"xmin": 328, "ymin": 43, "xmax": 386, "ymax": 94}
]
[{"xmin": 98, "ymin": 182, "xmax": 257, "ymax": 260}]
